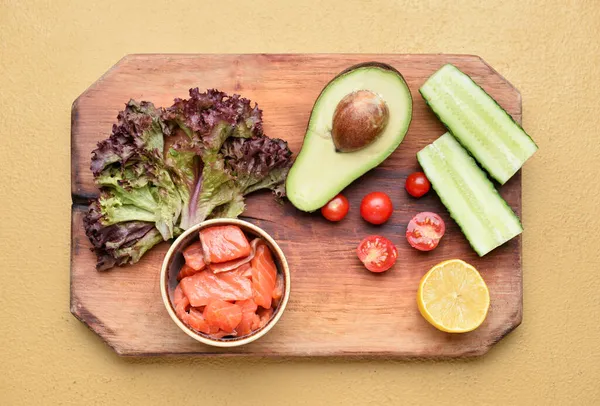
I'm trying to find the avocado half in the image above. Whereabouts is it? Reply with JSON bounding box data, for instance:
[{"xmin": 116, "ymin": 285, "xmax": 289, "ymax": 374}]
[{"xmin": 286, "ymin": 62, "xmax": 413, "ymax": 212}]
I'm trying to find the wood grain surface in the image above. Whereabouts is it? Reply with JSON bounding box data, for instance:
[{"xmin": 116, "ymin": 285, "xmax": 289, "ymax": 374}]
[{"xmin": 71, "ymin": 54, "xmax": 522, "ymax": 357}]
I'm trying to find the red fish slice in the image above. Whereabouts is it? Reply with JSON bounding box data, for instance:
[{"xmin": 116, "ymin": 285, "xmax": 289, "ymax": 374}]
[
  {"xmin": 226, "ymin": 263, "xmax": 252, "ymax": 279},
  {"xmin": 173, "ymin": 284, "xmax": 186, "ymax": 307},
  {"xmin": 183, "ymin": 307, "xmax": 218, "ymax": 335},
  {"xmin": 175, "ymin": 296, "xmax": 190, "ymax": 321},
  {"xmin": 207, "ymin": 239, "xmax": 264, "ymax": 274},
  {"xmin": 200, "ymin": 225, "xmax": 251, "ymax": 264},
  {"xmin": 235, "ymin": 263, "xmax": 253, "ymax": 278},
  {"xmin": 257, "ymin": 307, "xmax": 274, "ymax": 329},
  {"xmin": 208, "ymin": 330, "xmax": 231, "ymax": 339},
  {"xmin": 251, "ymin": 243, "xmax": 278, "ymax": 309},
  {"xmin": 179, "ymin": 270, "xmax": 252, "ymax": 307},
  {"xmin": 177, "ymin": 264, "xmax": 201, "ymax": 281},
  {"xmin": 235, "ymin": 299, "xmax": 260, "ymax": 336},
  {"xmin": 173, "ymin": 287, "xmax": 216, "ymax": 335},
  {"xmin": 182, "ymin": 241, "xmax": 206, "ymax": 270},
  {"xmin": 203, "ymin": 299, "xmax": 243, "ymax": 333},
  {"xmin": 272, "ymin": 273, "xmax": 284, "ymax": 307},
  {"xmin": 251, "ymin": 314, "xmax": 261, "ymax": 331}
]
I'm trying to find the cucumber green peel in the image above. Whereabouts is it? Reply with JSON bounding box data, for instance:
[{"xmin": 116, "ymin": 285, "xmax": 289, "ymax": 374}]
[
  {"xmin": 420, "ymin": 64, "xmax": 537, "ymax": 184},
  {"xmin": 417, "ymin": 133, "xmax": 522, "ymax": 256}
]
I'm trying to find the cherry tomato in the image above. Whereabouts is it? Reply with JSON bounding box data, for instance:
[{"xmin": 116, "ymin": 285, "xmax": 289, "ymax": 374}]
[
  {"xmin": 405, "ymin": 172, "xmax": 431, "ymax": 198},
  {"xmin": 357, "ymin": 235, "xmax": 398, "ymax": 273},
  {"xmin": 360, "ymin": 192, "xmax": 393, "ymax": 225},
  {"xmin": 406, "ymin": 212, "xmax": 446, "ymax": 251},
  {"xmin": 321, "ymin": 194, "xmax": 350, "ymax": 222}
]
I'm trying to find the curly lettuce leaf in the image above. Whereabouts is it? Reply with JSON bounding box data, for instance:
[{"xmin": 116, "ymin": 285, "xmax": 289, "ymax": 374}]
[
  {"xmin": 91, "ymin": 100, "xmax": 168, "ymax": 176},
  {"xmin": 95, "ymin": 175, "xmax": 181, "ymax": 241},
  {"xmin": 83, "ymin": 201, "xmax": 164, "ymax": 271},
  {"xmin": 191, "ymin": 159, "xmax": 238, "ymax": 222},
  {"xmin": 89, "ymin": 100, "xmax": 181, "ymax": 241},
  {"xmin": 222, "ymin": 135, "xmax": 292, "ymax": 195},
  {"xmin": 209, "ymin": 194, "xmax": 246, "ymax": 219},
  {"xmin": 163, "ymin": 89, "xmax": 264, "ymax": 229},
  {"xmin": 167, "ymin": 146, "xmax": 238, "ymax": 228},
  {"xmin": 209, "ymin": 136, "xmax": 293, "ymax": 218},
  {"xmin": 163, "ymin": 88, "xmax": 263, "ymax": 155},
  {"xmin": 84, "ymin": 89, "xmax": 292, "ymax": 271}
]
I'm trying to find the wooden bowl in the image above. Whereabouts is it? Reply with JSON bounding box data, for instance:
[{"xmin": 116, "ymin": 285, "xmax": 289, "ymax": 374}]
[{"xmin": 160, "ymin": 219, "xmax": 291, "ymax": 347}]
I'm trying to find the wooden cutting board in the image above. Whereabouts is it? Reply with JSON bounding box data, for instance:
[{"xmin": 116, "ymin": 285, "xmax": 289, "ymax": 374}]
[{"xmin": 71, "ymin": 54, "xmax": 523, "ymax": 357}]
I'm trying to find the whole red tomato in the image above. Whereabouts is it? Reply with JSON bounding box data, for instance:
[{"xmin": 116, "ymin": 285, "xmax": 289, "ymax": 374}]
[
  {"xmin": 321, "ymin": 194, "xmax": 350, "ymax": 222},
  {"xmin": 405, "ymin": 172, "xmax": 431, "ymax": 198},
  {"xmin": 360, "ymin": 192, "xmax": 393, "ymax": 225}
]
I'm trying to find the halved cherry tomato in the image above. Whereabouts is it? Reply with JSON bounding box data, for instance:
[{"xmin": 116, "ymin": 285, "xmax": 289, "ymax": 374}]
[
  {"xmin": 357, "ymin": 235, "xmax": 398, "ymax": 273},
  {"xmin": 321, "ymin": 194, "xmax": 349, "ymax": 222},
  {"xmin": 405, "ymin": 172, "xmax": 430, "ymax": 198},
  {"xmin": 406, "ymin": 212, "xmax": 445, "ymax": 251},
  {"xmin": 360, "ymin": 192, "xmax": 393, "ymax": 225}
]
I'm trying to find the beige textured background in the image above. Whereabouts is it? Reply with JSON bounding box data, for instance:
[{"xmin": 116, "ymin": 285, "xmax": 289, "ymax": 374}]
[{"xmin": 1, "ymin": 0, "xmax": 599, "ymax": 404}]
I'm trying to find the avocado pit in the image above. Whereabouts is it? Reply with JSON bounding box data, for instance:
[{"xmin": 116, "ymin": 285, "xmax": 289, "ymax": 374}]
[{"xmin": 331, "ymin": 90, "xmax": 389, "ymax": 152}]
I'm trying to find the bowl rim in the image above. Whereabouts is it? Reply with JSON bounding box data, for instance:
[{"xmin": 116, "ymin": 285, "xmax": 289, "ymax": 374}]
[{"xmin": 160, "ymin": 218, "xmax": 291, "ymax": 348}]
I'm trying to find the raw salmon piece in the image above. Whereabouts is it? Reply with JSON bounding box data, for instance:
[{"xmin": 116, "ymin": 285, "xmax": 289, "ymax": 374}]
[
  {"xmin": 235, "ymin": 299, "xmax": 259, "ymax": 336},
  {"xmin": 209, "ymin": 330, "xmax": 231, "ymax": 339},
  {"xmin": 237, "ymin": 299, "xmax": 258, "ymax": 313},
  {"xmin": 251, "ymin": 313, "xmax": 261, "ymax": 331},
  {"xmin": 257, "ymin": 307, "xmax": 274, "ymax": 328},
  {"xmin": 200, "ymin": 225, "xmax": 251, "ymax": 264},
  {"xmin": 272, "ymin": 273, "xmax": 284, "ymax": 302},
  {"xmin": 209, "ymin": 258, "xmax": 247, "ymax": 274},
  {"xmin": 175, "ymin": 296, "xmax": 190, "ymax": 321},
  {"xmin": 232, "ymin": 263, "xmax": 252, "ymax": 279},
  {"xmin": 173, "ymin": 284, "xmax": 186, "ymax": 307},
  {"xmin": 203, "ymin": 299, "xmax": 243, "ymax": 333},
  {"xmin": 182, "ymin": 241, "xmax": 206, "ymax": 270},
  {"xmin": 253, "ymin": 315, "xmax": 262, "ymax": 330},
  {"xmin": 183, "ymin": 307, "xmax": 216, "ymax": 334},
  {"xmin": 251, "ymin": 244, "xmax": 278, "ymax": 309},
  {"xmin": 207, "ymin": 239, "xmax": 263, "ymax": 273},
  {"xmin": 173, "ymin": 292, "xmax": 219, "ymax": 335},
  {"xmin": 180, "ymin": 270, "xmax": 252, "ymax": 307},
  {"xmin": 177, "ymin": 264, "xmax": 200, "ymax": 281}
]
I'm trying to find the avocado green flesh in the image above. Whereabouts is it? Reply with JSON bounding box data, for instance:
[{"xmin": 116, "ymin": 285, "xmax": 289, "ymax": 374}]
[
  {"xmin": 286, "ymin": 66, "xmax": 412, "ymax": 212},
  {"xmin": 420, "ymin": 64, "xmax": 538, "ymax": 185},
  {"xmin": 417, "ymin": 133, "xmax": 522, "ymax": 256}
]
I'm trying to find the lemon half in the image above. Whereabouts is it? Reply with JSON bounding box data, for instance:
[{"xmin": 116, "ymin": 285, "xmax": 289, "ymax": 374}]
[{"xmin": 417, "ymin": 259, "xmax": 490, "ymax": 333}]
